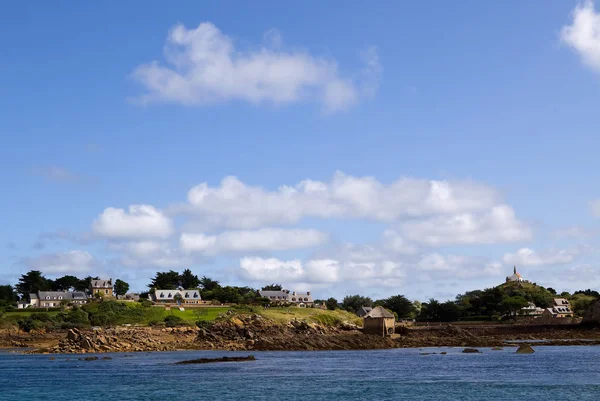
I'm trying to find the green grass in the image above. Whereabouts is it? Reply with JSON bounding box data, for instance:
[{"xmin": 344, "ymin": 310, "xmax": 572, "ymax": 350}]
[
  {"xmin": 257, "ymin": 307, "xmax": 362, "ymax": 327},
  {"xmin": 168, "ymin": 307, "xmax": 229, "ymax": 322},
  {"xmin": 2, "ymin": 310, "xmax": 61, "ymax": 318}
]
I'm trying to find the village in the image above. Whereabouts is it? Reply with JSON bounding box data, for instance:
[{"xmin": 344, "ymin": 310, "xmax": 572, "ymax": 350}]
[{"xmin": 3, "ymin": 265, "xmax": 599, "ymax": 343}]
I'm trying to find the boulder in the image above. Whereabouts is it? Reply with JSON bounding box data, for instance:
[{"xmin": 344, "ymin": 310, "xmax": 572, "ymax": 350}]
[
  {"xmin": 515, "ymin": 345, "xmax": 535, "ymax": 354},
  {"xmin": 66, "ymin": 329, "xmax": 80, "ymax": 342},
  {"xmin": 462, "ymin": 348, "xmax": 481, "ymax": 353}
]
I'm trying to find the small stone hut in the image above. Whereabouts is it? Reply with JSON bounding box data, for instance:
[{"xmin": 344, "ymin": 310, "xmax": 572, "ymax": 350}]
[{"xmin": 363, "ymin": 306, "xmax": 395, "ymax": 337}]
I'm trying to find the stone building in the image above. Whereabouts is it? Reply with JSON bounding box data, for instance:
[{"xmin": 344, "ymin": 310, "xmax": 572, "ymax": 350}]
[
  {"xmin": 258, "ymin": 289, "xmax": 313, "ymax": 306},
  {"xmin": 91, "ymin": 279, "xmax": 113, "ymax": 297},
  {"xmin": 363, "ymin": 306, "xmax": 395, "ymax": 337}
]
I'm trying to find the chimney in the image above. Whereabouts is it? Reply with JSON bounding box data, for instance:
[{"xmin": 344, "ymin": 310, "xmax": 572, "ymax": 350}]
[
  {"xmin": 307, "ymin": 291, "xmax": 311, "ymax": 296},
  {"xmin": 292, "ymin": 291, "xmax": 296, "ymax": 296}
]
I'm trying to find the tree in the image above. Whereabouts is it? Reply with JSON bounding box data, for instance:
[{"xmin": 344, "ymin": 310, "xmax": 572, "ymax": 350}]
[
  {"xmin": 573, "ymin": 289, "xmax": 600, "ymax": 298},
  {"xmin": 262, "ymin": 283, "xmax": 283, "ymax": 291},
  {"xmin": 342, "ymin": 295, "xmax": 373, "ymax": 314},
  {"xmin": 148, "ymin": 271, "xmax": 180, "ymax": 290},
  {"xmin": 0, "ymin": 285, "xmax": 18, "ymax": 306},
  {"xmin": 546, "ymin": 287, "xmax": 557, "ymax": 295},
  {"xmin": 570, "ymin": 293, "xmax": 597, "ymax": 316},
  {"xmin": 53, "ymin": 275, "xmax": 80, "ymax": 291},
  {"xmin": 376, "ymin": 295, "xmax": 414, "ymax": 319},
  {"xmin": 499, "ymin": 296, "xmax": 529, "ymax": 317},
  {"xmin": 438, "ymin": 301, "xmax": 462, "ymax": 322},
  {"xmin": 179, "ymin": 269, "xmax": 200, "ymax": 289},
  {"xmin": 75, "ymin": 276, "xmax": 99, "ymax": 293},
  {"xmin": 325, "ymin": 297, "xmax": 338, "ymax": 310},
  {"xmin": 114, "ymin": 279, "xmax": 130, "ymax": 297},
  {"xmin": 420, "ymin": 299, "xmax": 441, "ymax": 321},
  {"xmin": 199, "ymin": 276, "xmax": 220, "ymax": 291},
  {"xmin": 16, "ymin": 271, "xmax": 52, "ymax": 298}
]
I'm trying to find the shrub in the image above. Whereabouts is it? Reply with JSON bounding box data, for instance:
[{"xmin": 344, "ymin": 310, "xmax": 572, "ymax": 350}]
[
  {"xmin": 195, "ymin": 320, "xmax": 214, "ymax": 329},
  {"xmin": 139, "ymin": 299, "xmax": 152, "ymax": 308},
  {"xmin": 164, "ymin": 315, "xmax": 185, "ymax": 327}
]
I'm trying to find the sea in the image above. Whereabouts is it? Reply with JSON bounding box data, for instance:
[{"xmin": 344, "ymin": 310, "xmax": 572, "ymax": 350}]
[{"xmin": 1, "ymin": 346, "xmax": 599, "ymax": 400}]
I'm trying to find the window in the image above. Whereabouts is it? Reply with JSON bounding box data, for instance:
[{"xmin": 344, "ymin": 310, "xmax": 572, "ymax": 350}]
[
  {"xmin": 185, "ymin": 293, "xmax": 190, "ymax": 298},
  {"xmin": 304, "ymin": 298, "xmax": 308, "ymax": 302},
  {"xmin": 292, "ymin": 298, "xmax": 296, "ymax": 301},
  {"xmin": 168, "ymin": 293, "xmax": 172, "ymax": 298},
  {"xmin": 160, "ymin": 293, "xmax": 165, "ymax": 298},
  {"xmin": 59, "ymin": 296, "xmax": 63, "ymax": 300},
  {"xmin": 46, "ymin": 296, "xmax": 50, "ymax": 300},
  {"xmin": 194, "ymin": 293, "xmax": 198, "ymax": 298},
  {"xmin": 105, "ymin": 289, "xmax": 109, "ymax": 294}
]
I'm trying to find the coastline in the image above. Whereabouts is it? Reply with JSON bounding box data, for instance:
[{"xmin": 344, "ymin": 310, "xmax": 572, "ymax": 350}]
[{"xmin": 2, "ymin": 319, "xmax": 600, "ymax": 354}]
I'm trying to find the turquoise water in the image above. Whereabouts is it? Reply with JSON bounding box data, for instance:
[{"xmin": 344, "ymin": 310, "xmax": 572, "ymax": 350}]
[{"xmin": 1, "ymin": 346, "xmax": 599, "ymax": 400}]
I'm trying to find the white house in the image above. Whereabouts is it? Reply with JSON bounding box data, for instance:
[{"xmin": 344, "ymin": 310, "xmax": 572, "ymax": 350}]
[
  {"xmin": 151, "ymin": 289, "xmax": 202, "ymax": 305},
  {"xmin": 258, "ymin": 289, "xmax": 313, "ymax": 306},
  {"xmin": 19, "ymin": 291, "xmax": 88, "ymax": 308}
]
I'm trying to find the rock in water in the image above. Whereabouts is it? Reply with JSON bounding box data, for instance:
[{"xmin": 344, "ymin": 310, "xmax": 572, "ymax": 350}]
[
  {"xmin": 462, "ymin": 348, "xmax": 481, "ymax": 353},
  {"xmin": 175, "ymin": 355, "xmax": 256, "ymax": 365},
  {"xmin": 491, "ymin": 347, "xmax": 503, "ymax": 351},
  {"xmin": 515, "ymin": 345, "xmax": 534, "ymax": 354}
]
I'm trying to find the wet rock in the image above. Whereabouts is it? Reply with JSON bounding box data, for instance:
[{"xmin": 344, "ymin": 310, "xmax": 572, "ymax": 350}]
[
  {"xmin": 462, "ymin": 348, "xmax": 481, "ymax": 353},
  {"xmin": 175, "ymin": 355, "xmax": 256, "ymax": 364},
  {"xmin": 516, "ymin": 345, "xmax": 535, "ymax": 354},
  {"xmin": 79, "ymin": 356, "xmax": 99, "ymax": 361},
  {"xmin": 491, "ymin": 347, "xmax": 503, "ymax": 351},
  {"xmin": 101, "ymin": 356, "xmax": 112, "ymax": 360}
]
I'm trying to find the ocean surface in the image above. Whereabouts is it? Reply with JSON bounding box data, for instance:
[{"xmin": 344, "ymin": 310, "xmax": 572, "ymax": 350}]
[{"xmin": 1, "ymin": 346, "xmax": 599, "ymax": 400}]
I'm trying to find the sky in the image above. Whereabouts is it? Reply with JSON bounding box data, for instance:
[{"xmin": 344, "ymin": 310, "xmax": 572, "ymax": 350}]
[{"xmin": 1, "ymin": 0, "xmax": 600, "ymax": 301}]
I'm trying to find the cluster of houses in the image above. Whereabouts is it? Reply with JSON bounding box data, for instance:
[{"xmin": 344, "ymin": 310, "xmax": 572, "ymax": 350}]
[{"xmin": 18, "ymin": 279, "xmax": 140, "ymax": 308}]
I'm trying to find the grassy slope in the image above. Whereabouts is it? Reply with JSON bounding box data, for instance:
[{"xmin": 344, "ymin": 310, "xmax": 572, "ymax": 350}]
[
  {"xmin": 257, "ymin": 307, "xmax": 362, "ymax": 327},
  {"xmin": 0, "ymin": 304, "xmax": 359, "ymax": 328}
]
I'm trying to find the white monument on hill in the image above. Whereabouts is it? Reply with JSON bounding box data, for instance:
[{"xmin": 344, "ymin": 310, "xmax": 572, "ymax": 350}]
[{"xmin": 506, "ymin": 266, "xmax": 525, "ymax": 283}]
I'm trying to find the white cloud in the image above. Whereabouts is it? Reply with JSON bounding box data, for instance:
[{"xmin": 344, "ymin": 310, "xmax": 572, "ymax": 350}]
[
  {"xmin": 503, "ymin": 247, "xmax": 580, "ymax": 266},
  {"xmin": 180, "ymin": 228, "xmax": 328, "ymax": 255},
  {"xmin": 132, "ymin": 22, "xmax": 377, "ymax": 112},
  {"xmin": 590, "ymin": 199, "xmax": 600, "ymax": 217},
  {"xmin": 93, "ymin": 205, "xmax": 173, "ymax": 239},
  {"xmin": 22, "ymin": 250, "xmax": 96, "ymax": 274},
  {"xmin": 561, "ymin": 1, "xmax": 600, "ymax": 72},
  {"xmin": 108, "ymin": 240, "xmax": 192, "ymax": 268},
  {"xmin": 398, "ymin": 205, "xmax": 532, "ymax": 246},
  {"xmin": 181, "ymin": 172, "xmax": 501, "ymax": 230}
]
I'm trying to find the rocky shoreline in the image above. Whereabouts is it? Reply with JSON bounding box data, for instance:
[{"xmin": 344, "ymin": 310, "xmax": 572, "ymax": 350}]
[{"xmin": 2, "ymin": 314, "xmax": 600, "ymax": 354}]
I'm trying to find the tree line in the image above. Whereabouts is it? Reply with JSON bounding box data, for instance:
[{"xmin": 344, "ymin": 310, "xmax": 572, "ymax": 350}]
[{"xmin": 2, "ymin": 269, "xmax": 599, "ymax": 321}]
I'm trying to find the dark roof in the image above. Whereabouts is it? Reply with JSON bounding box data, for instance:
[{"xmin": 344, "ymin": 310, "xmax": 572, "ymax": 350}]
[
  {"xmin": 357, "ymin": 306, "xmax": 373, "ymax": 317},
  {"xmin": 37, "ymin": 291, "xmax": 88, "ymax": 300}
]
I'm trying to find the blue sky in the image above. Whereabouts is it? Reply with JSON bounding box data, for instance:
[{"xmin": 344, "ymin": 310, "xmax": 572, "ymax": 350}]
[{"xmin": 2, "ymin": 1, "xmax": 600, "ymax": 300}]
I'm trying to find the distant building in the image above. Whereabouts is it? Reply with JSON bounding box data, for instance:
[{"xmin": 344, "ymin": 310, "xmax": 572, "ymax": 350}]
[
  {"xmin": 19, "ymin": 291, "xmax": 88, "ymax": 308},
  {"xmin": 357, "ymin": 306, "xmax": 373, "ymax": 317},
  {"xmin": 152, "ymin": 289, "xmax": 202, "ymax": 304},
  {"xmin": 258, "ymin": 290, "xmax": 313, "ymax": 307},
  {"xmin": 520, "ymin": 302, "xmax": 544, "ymax": 317},
  {"xmin": 91, "ymin": 279, "xmax": 113, "ymax": 297},
  {"xmin": 540, "ymin": 298, "xmax": 574, "ymax": 322},
  {"xmin": 363, "ymin": 306, "xmax": 395, "ymax": 337},
  {"xmin": 506, "ymin": 266, "xmax": 526, "ymax": 283}
]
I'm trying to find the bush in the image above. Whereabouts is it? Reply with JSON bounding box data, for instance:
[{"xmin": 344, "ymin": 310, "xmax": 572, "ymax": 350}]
[
  {"xmin": 61, "ymin": 308, "xmax": 90, "ymax": 329},
  {"xmin": 195, "ymin": 320, "xmax": 214, "ymax": 329},
  {"xmin": 148, "ymin": 320, "xmax": 163, "ymax": 327},
  {"xmin": 164, "ymin": 315, "xmax": 185, "ymax": 327},
  {"xmin": 139, "ymin": 299, "xmax": 152, "ymax": 308},
  {"xmin": 89, "ymin": 312, "xmax": 117, "ymax": 327}
]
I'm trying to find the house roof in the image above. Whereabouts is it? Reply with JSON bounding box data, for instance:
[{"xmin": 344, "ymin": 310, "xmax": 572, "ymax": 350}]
[
  {"xmin": 357, "ymin": 306, "xmax": 373, "ymax": 316},
  {"xmin": 154, "ymin": 289, "xmax": 201, "ymax": 300},
  {"xmin": 553, "ymin": 298, "xmax": 570, "ymax": 306},
  {"xmin": 29, "ymin": 293, "xmax": 38, "ymax": 300},
  {"xmin": 91, "ymin": 279, "xmax": 112, "ymax": 288},
  {"xmin": 37, "ymin": 291, "xmax": 88, "ymax": 300},
  {"xmin": 364, "ymin": 306, "xmax": 395, "ymax": 319}
]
